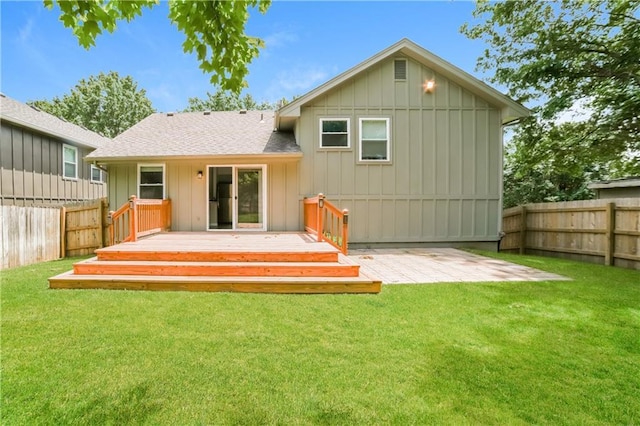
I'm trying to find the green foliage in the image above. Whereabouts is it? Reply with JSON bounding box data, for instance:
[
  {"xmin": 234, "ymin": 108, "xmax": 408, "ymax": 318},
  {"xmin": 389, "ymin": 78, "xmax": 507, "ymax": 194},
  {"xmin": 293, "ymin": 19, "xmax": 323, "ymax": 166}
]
[
  {"xmin": 183, "ymin": 90, "xmax": 274, "ymax": 112},
  {"xmin": 462, "ymin": 0, "xmax": 640, "ymax": 205},
  {"xmin": 30, "ymin": 71, "xmax": 155, "ymax": 138},
  {"xmin": 2, "ymin": 255, "xmax": 639, "ymax": 423},
  {"xmin": 45, "ymin": 0, "xmax": 271, "ymax": 92}
]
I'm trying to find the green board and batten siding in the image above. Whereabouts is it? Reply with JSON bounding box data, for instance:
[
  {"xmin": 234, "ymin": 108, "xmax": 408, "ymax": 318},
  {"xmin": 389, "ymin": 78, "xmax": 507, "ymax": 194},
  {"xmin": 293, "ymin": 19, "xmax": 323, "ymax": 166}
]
[
  {"xmin": 107, "ymin": 160, "xmax": 300, "ymax": 232},
  {"xmin": 296, "ymin": 56, "xmax": 503, "ymax": 245}
]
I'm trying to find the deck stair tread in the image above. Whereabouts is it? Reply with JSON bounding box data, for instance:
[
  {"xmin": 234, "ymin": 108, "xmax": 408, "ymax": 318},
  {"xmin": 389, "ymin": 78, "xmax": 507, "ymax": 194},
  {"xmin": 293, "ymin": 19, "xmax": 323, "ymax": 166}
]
[
  {"xmin": 95, "ymin": 250, "xmax": 339, "ymax": 262},
  {"xmin": 49, "ymin": 271, "xmax": 382, "ymax": 294},
  {"xmin": 51, "ymin": 270, "xmax": 379, "ymax": 284}
]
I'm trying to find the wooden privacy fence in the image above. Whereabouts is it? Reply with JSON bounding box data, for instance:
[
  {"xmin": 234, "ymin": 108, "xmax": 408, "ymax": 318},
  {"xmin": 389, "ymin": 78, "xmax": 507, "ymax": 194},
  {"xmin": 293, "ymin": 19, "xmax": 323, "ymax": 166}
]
[
  {"xmin": 501, "ymin": 199, "xmax": 640, "ymax": 269},
  {"xmin": 0, "ymin": 205, "xmax": 61, "ymax": 269},
  {"xmin": 61, "ymin": 198, "xmax": 110, "ymax": 257},
  {"xmin": 304, "ymin": 193, "xmax": 349, "ymax": 254},
  {"xmin": 108, "ymin": 195, "xmax": 171, "ymax": 245}
]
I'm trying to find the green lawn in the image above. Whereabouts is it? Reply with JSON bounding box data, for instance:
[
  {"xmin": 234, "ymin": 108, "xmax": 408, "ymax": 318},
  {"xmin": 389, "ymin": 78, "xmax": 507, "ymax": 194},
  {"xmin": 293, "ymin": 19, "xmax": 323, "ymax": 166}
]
[{"xmin": 1, "ymin": 254, "xmax": 638, "ymax": 424}]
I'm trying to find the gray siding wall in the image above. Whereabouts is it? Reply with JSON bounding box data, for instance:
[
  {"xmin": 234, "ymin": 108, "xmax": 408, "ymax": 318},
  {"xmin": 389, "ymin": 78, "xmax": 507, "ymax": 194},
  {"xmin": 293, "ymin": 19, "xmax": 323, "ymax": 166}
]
[
  {"xmin": 108, "ymin": 159, "xmax": 300, "ymax": 232},
  {"xmin": 298, "ymin": 56, "xmax": 504, "ymax": 244},
  {"xmin": 0, "ymin": 121, "xmax": 107, "ymax": 206},
  {"xmin": 595, "ymin": 187, "xmax": 640, "ymax": 199}
]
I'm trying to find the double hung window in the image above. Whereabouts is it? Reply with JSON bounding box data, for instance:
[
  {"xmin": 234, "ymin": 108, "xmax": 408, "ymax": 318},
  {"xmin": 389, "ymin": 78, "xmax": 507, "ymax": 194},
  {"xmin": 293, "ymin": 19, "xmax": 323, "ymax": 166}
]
[
  {"xmin": 63, "ymin": 144, "xmax": 78, "ymax": 179},
  {"xmin": 359, "ymin": 118, "xmax": 390, "ymax": 162},
  {"xmin": 320, "ymin": 118, "xmax": 350, "ymax": 148},
  {"xmin": 139, "ymin": 165, "xmax": 165, "ymax": 199}
]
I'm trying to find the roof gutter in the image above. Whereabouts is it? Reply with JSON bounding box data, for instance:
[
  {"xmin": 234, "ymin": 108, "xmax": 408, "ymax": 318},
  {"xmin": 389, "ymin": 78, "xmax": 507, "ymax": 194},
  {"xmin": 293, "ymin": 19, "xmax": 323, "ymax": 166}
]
[{"xmin": 85, "ymin": 152, "xmax": 304, "ymax": 163}]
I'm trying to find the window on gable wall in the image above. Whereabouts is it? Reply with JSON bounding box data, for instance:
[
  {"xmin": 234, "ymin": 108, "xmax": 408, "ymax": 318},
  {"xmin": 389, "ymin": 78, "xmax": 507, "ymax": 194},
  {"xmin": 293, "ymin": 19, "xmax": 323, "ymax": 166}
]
[
  {"xmin": 320, "ymin": 118, "xmax": 350, "ymax": 148},
  {"xmin": 359, "ymin": 118, "xmax": 391, "ymax": 162},
  {"xmin": 63, "ymin": 144, "xmax": 78, "ymax": 179}
]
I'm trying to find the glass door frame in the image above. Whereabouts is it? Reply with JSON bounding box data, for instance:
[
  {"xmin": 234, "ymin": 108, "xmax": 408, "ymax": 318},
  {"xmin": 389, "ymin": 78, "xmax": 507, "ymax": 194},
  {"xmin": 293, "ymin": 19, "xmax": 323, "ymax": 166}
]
[{"xmin": 206, "ymin": 164, "xmax": 267, "ymax": 232}]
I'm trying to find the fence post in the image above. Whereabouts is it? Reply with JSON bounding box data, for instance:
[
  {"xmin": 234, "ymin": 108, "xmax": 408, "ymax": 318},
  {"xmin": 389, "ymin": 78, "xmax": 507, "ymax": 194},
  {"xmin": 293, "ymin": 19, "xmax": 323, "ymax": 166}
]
[
  {"xmin": 519, "ymin": 205, "xmax": 527, "ymax": 255},
  {"xmin": 129, "ymin": 195, "xmax": 138, "ymax": 242},
  {"xmin": 59, "ymin": 205, "xmax": 66, "ymax": 259},
  {"xmin": 605, "ymin": 202, "xmax": 616, "ymax": 266}
]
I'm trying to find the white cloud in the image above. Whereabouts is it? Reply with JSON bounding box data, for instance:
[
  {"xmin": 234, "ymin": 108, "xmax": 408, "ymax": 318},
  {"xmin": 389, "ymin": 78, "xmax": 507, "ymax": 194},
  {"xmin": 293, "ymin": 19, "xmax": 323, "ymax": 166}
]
[
  {"xmin": 263, "ymin": 31, "xmax": 298, "ymax": 49},
  {"xmin": 18, "ymin": 18, "xmax": 33, "ymax": 44},
  {"xmin": 147, "ymin": 84, "xmax": 183, "ymax": 112},
  {"xmin": 277, "ymin": 67, "xmax": 328, "ymax": 92}
]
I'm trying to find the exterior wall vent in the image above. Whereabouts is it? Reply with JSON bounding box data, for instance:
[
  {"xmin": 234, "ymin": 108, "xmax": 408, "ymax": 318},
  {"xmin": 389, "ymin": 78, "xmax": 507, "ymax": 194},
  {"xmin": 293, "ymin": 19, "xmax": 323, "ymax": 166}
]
[
  {"xmin": 203, "ymin": 111, "xmax": 211, "ymax": 115},
  {"xmin": 394, "ymin": 59, "xmax": 407, "ymax": 80},
  {"xmin": 167, "ymin": 112, "xmax": 174, "ymax": 117},
  {"xmin": 239, "ymin": 110, "xmax": 247, "ymax": 114}
]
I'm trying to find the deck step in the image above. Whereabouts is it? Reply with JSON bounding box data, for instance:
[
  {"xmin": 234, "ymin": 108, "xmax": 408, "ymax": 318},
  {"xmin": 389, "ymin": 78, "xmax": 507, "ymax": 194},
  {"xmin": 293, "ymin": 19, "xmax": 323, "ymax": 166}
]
[
  {"xmin": 95, "ymin": 249, "xmax": 339, "ymax": 263},
  {"xmin": 49, "ymin": 271, "xmax": 382, "ymax": 294},
  {"xmin": 73, "ymin": 256, "xmax": 360, "ymax": 277}
]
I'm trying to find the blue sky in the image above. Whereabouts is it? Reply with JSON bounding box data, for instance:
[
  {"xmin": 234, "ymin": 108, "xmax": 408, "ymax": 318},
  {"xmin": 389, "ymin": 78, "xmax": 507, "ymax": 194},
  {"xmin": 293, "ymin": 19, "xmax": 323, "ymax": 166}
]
[{"xmin": 1, "ymin": 1, "xmax": 491, "ymax": 113}]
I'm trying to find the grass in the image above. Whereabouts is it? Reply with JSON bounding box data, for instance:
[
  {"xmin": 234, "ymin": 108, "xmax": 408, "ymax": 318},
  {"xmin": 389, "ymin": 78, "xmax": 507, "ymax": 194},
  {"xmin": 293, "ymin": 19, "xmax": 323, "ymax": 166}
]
[{"xmin": 1, "ymin": 254, "xmax": 639, "ymax": 424}]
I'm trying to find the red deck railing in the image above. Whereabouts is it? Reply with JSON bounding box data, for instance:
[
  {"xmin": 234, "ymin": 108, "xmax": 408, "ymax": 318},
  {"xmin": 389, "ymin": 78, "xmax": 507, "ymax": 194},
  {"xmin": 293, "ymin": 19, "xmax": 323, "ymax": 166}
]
[
  {"xmin": 108, "ymin": 195, "xmax": 171, "ymax": 245},
  {"xmin": 303, "ymin": 193, "xmax": 349, "ymax": 254}
]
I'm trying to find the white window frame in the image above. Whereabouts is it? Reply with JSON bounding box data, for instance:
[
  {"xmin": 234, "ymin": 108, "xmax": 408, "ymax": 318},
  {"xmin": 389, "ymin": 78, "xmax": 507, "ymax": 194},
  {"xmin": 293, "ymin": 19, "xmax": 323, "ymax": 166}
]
[
  {"xmin": 358, "ymin": 118, "xmax": 391, "ymax": 163},
  {"xmin": 90, "ymin": 165, "xmax": 103, "ymax": 183},
  {"xmin": 138, "ymin": 163, "xmax": 166, "ymax": 199},
  {"xmin": 62, "ymin": 144, "xmax": 78, "ymax": 180},
  {"xmin": 319, "ymin": 118, "xmax": 350, "ymax": 149}
]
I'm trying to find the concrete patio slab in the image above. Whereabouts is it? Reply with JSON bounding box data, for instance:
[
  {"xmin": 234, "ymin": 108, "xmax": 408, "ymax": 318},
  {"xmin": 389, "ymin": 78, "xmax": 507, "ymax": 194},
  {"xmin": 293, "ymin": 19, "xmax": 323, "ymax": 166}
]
[{"xmin": 348, "ymin": 248, "xmax": 568, "ymax": 284}]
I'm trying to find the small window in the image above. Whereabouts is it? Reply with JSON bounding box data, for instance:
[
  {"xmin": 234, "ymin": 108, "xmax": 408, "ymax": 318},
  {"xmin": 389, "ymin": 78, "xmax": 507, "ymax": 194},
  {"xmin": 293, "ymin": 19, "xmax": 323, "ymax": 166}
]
[
  {"xmin": 63, "ymin": 144, "xmax": 78, "ymax": 179},
  {"xmin": 139, "ymin": 165, "xmax": 165, "ymax": 199},
  {"xmin": 394, "ymin": 59, "xmax": 407, "ymax": 80},
  {"xmin": 320, "ymin": 118, "xmax": 350, "ymax": 148},
  {"xmin": 359, "ymin": 118, "xmax": 390, "ymax": 162},
  {"xmin": 90, "ymin": 165, "xmax": 103, "ymax": 183}
]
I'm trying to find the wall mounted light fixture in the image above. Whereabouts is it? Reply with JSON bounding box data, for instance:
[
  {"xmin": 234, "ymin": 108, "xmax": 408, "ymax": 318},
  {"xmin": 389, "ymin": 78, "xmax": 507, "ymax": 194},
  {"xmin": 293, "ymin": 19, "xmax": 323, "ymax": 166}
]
[
  {"xmin": 423, "ymin": 80, "xmax": 435, "ymax": 93},
  {"xmin": 197, "ymin": 171, "xmax": 203, "ymax": 179}
]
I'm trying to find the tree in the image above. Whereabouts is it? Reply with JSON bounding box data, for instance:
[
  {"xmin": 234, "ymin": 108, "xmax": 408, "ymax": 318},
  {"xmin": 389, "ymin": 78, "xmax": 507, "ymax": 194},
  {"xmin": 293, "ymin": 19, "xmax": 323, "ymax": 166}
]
[
  {"xmin": 44, "ymin": 0, "xmax": 271, "ymax": 92},
  {"xmin": 182, "ymin": 91, "xmax": 275, "ymax": 112},
  {"xmin": 462, "ymin": 0, "xmax": 640, "ymax": 205},
  {"xmin": 30, "ymin": 71, "xmax": 155, "ymax": 138}
]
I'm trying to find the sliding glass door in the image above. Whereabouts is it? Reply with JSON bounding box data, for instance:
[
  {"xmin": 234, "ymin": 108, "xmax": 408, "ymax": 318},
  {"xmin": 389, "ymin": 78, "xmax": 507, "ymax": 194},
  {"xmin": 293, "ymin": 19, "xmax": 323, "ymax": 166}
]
[{"xmin": 207, "ymin": 165, "xmax": 266, "ymax": 231}]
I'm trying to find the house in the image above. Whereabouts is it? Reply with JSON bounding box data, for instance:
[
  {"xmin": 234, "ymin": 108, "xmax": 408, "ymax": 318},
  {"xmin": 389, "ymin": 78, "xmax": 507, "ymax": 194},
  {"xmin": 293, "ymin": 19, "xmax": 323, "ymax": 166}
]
[
  {"xmin": 588, "ymin": 177, "xmax": 640, "ymax": 199},
  {"xmin": 0, "ymin": 94, "xmax": 109, "ymax": 206},
  {"xmin": 87, "ymin": 38, "xmax": 529, "ymax": 250}
]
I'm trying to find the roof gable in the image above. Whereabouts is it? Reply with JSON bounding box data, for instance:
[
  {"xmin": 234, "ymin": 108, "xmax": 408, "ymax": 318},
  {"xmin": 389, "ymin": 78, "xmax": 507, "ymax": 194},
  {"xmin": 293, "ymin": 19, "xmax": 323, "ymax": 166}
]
[
  {"xmin": 277, "ymin": 38, "xmax": 529, "ymax": 126},
  {"xmin": 0, "ymin": 94, "xmax": 110, "ymax": 149}
]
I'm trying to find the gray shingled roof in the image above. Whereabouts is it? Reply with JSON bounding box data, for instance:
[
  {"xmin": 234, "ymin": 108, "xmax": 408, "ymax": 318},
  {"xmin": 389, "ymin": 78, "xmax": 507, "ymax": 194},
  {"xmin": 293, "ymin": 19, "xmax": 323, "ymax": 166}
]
[
  {"xmin": 86, "ymin": 110, "xmax": 300, "ymax": 160},
  {"xmin": 0, "ymin": 94, "xmax": 110, "ymax": 149}
]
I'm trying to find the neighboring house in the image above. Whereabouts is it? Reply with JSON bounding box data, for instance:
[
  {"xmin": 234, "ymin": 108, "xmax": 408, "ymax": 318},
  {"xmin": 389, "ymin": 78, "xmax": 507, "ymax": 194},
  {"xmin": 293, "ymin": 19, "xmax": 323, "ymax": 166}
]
[
  {"xmin": 87, "ymin": 39, "xmax": 529, "ymax": 249},
  {"xmin": 0, "ymin": 94, "xmax": 109, "ymax": 206},
  {"xmin": 588, "ymin": 177, "xmax": 640, "ymax": 199}
]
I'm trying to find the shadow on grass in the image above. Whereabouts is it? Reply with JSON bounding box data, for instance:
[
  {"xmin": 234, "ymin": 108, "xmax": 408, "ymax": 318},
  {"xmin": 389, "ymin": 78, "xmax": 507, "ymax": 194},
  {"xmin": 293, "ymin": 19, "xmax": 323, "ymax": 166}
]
[{"xmin": 56, "ymin": 383, "xmax": 161, "ymax": 424}]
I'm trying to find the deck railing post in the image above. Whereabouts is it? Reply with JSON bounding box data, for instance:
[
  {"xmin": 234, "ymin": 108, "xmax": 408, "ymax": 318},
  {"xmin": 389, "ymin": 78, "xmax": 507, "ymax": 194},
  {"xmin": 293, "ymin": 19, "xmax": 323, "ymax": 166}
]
[
  {"xmin": 108, "ymin": 210, "xmax": 114, "ymax": 246},
  {"xmin": 129, "ymin": 195, "xmax": 138, "ymax": 242},
  {"xmin": 317, "ymin": 193, "xmax": 325, "ymax": 242},
  {"xmin": 342, "ymin": 209, "xmax": 349, "ymax": 255}
]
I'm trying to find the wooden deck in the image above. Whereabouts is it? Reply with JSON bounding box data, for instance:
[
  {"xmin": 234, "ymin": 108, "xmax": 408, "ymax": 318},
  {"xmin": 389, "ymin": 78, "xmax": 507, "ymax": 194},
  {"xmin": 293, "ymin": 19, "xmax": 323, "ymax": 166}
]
[{"xmin": 49, "ymin": 232, "xmax": 381, "ymax": 294}]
